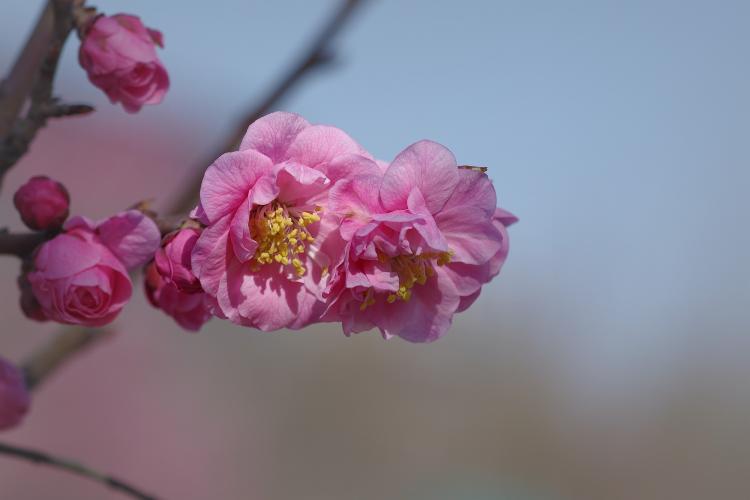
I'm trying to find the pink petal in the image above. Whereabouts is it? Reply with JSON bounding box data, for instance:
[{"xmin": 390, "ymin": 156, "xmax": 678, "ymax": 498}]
[
  {"xmin": 323, "ymin": 154, "xmax": 381, "ymax": 184},
  {"xmin": 494, "ymin": 207, "xmax": 519, "ymax": 227},
  {"xmin": 199, "ymin": 149, "xmax": 273, "ymax": 222},
  {"xmin": 488, "ymin": 208, "xmax": 513, "ymax": 276},
  {"xmin": 376, "ymin": 268, "xmax": 460, "ymax": 343},
  {"xmin": 456, "ymin": 289, "xmax": 481, "ymax": 313},
  {"xmin": 380, "ymin": 140, "xmax": 459, "ymax": 214},
  {"xmin": 191, "ymin": 214, "xmax": 232, "ymax": 296},
  {"xmin": 63, "ymin": 215, "xmax": 96, "ymax": 232},
  {"xmin": 217, "ymin": 260, "xmax": 323, "ymax": 331},
  {"xmin": 239, "ymin": 111, "xmax": 310, "ymax": 163},
  {"xmin": 439, "ymin": 169, "xmax": 497, "ymax": 217},
  {"xmin": 33, "ymin": 234, "xmax": 100, "ymax": 280},
  {"xmin": 97, "ymin": 210, "xmax": 161, "ymax": 269},
  {"xmin": 276, "ymin": 162, "xmax": 330, "ymax": 205},
  {"xmin": 436, "ymin": 207, "xmax": 503, "ymax": 265},
  {"xmin": 286, "ymin": 125, "xmax": 365, "ymax": 169},
  {"xmin": 229, "ymin": 195, "xmax": 257, "ymax": 263}
]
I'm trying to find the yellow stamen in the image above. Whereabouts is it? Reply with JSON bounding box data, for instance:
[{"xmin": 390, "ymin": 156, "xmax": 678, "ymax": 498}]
[{"xmin": 248, "ymin": 202, "xmax": 320, "ymax": 276}]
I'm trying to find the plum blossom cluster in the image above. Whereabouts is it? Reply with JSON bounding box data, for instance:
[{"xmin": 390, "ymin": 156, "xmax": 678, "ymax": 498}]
[
  {"xmin": 154, "ymin": 112, "xmax": 517, "ymax": 342},
  {"xmin": 12, "ymin": 112, "xmax": 515, "ymax": 343},
  {"xmin": 12, "ymin": 176, "xmax": 161, "ymax": 327}
]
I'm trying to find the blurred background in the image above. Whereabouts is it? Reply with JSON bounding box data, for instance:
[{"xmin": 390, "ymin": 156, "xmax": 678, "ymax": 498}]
[{"xmin": 1, "ymin": 0, "xmax": 749, "ymax": 498}]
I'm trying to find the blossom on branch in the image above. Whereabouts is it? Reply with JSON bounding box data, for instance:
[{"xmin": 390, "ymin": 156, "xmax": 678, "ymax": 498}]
[
  {"xmin": 26, "ymin": 210, "xmax": 160, "ymax": 327},
  {"xmin": 189, "ymin": 112, "xmax": 516, "ymax": 341},
  {"xmin": 78, "ymin": 14, "xmax": 169, "ymax": 113},
  {"xmin": 144, "ymin": 261, "xmax": 212, "ymax": 332},
  {"xmin": 321, "ymin": 140, "xmax": 517, "ymax": 342},
  {"xmin": 191, "ymin": 111, "xmax": 376, "ymax": 331},
  {"xmin": 0, "ymin": 357, "xmax": 30, "ymax": 431},
  {"xmin": 13, "ymin": 176, "xmax": 70, "ymax": 231}
]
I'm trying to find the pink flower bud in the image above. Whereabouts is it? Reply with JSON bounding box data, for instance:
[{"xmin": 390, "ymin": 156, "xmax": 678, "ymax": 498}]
[
  {"xmin": 78, "ymin": 14, "xmax": 169, "ymax": 113},
  {"xmin": 13, "ymin": 176, "xmax": 70, "ymax": 231},
  {"xmin": 144, "ymin": 262, "xmax": 212, "ymax": 331},
  {"xmin": 154, "ymin": 228, "xmax": 202, "ymax": 293},
  {"xmin": 0, "ymin": 357, "xmax": 30, "ymax": 431},
  {"xmin": 27, "ymin": 210, "xmax": 160, "ymax": 327}
]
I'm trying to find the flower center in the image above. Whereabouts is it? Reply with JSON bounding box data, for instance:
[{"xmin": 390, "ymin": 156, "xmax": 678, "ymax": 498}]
[
  {"xmin": 360, "ymin": 251, "xmax": 452, "ymax": 310},
  {"xmin": 249, "ymin": 202, "xmax": 320, "ymax": 276}
]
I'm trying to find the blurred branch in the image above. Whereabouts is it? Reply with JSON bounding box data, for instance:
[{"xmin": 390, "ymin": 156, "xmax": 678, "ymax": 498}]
[
  {"xmin": 168, "ymin": 0, "xmax": 369, "ymax": 214},
  {"xmin": 22, "ymin": 327, "xmax": 113, "ymax": 391},
  {"xmin": 0, "ymin": 229, "xmax": 49, "ymax": 258},
  {"xmin": 0, "ymin": 0, "xmax": 87, "ymax": 186},
  {"xmin": 0, "ymin": 441, "xmax": 159, "ymax": 500}
]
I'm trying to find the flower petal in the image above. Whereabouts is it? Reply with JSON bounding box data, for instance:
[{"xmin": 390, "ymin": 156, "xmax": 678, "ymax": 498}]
[
  {"xmin": 191, "ymin": 214, "xmax": 231, "ymax": 296},
  {"xmin": 286, "ymin": 124, "xmax": 366, "ymax": 169},
  {"xmin": 439, "ymin": 168, "xmax": 497, "ymax": 217},
  {"xmin": 199, "ymin": 149, "xmax": 272, "ymax": 222},
  {"xmin": 380, "ymin": 140, "xmax": 459, "ymax": 214},
  {"xmin": 239, "ymin": 111, "xmax": 310, "ymax": 163},
  {"xmin": 96, "ymin": 210, "xmax": 161, "ymax": 269},
  {"xmin": 376, "ymin": 268, "xmax": 460, "ymax": 343},
  {"xmin": 436, "ymin": 207, "xmax": 503, "ymax": 265}
]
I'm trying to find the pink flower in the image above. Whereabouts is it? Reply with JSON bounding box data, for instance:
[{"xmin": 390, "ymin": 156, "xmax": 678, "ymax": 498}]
[
  {"xmin": 13, "ymin": 176, "xmax": 70, "ymax": 231},
  {"xmin": 144, "ymin": 262, "xmax": 212, "ymax": 331},
  {"xmin": 191, "ymin": 111, "xmax": 377, "ymax": 331},
  {"xmin": 27, "ymin": 210, "xmax": 160, "ymax": 327},
  {"xmin": 79, "ymin": 14, "xmax": 169, "ymax": 113},
  {"xmin": 0, "ymin": 357, "xmax": 30, "ymax": 431},
  {"xmin": 154, "ymin": 228, "xmax": 202, "ymax": 293},
  {"xmin": 323, "ymin": 140, "xmax": 517, "ymax": 342}
]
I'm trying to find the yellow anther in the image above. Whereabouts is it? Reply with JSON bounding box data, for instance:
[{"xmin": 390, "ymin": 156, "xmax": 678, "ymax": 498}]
[
  {"xmin": 248, "ymin": 202, "xmax": 320, "ymax": 277},
  {"xmin": 361, "ymin": 250, "xmax": 453, "ymax": 307}
]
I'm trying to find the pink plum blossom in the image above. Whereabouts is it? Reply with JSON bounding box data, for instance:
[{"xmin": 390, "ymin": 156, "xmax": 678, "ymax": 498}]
[
  {"xmin": 155, "ymin": 228, "xmax": 203, "ymax": 293},
  {"xmin": 13, "ymin": 176, "xmax": 70, "ymax": 231},
  {"xmin": 322, "ymin": 140, "xmax": 517, "ymax": 342},
  {"xmin": 27, "ymin": 210, "xmax": 160, "ymax": 327},
  {"xmin": 191, "ymin": 111, "xmax": 378, "ymax": 331},
  {"xmin": 144, "ymin": 261, "xmax": 212, "ymax": 332},
  {"xmin": 0, "ymin": 357, "xmax": 30, "ymax": 431},
  {"xmin": 79, "ymin": 14, "xmax": 169, "ymax": 113}
]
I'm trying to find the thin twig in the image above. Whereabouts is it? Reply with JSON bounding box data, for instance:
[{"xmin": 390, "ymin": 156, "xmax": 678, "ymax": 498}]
[
  {"xmin": 169, "ymin": 0, "xmax": 368, "ymax": 214},
  {"xmin": 22, "ymin": 327, "xmax": 113, "ymax": 391},
  {"xmin": 0, "ymin": 0, "xmax": 85, "ymax": 185},
  {"xmin": 0, "ymin": 441, "xmax": 159, "ymax": 500},
  {"xmin": 0, "ymin": 229, "xmax": 49, "ymax": 258}
]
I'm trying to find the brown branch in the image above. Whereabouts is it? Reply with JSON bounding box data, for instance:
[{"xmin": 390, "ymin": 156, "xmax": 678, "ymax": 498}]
[
  {"xmin": 0, "ymin": 441, "xmax": 160, "ymax": 500},
  {"xmin": 0, "ymin": 0, "xmax": 86, "ymax": 185},
  {"xmin": 0, "ymin": 229, "xmax": 49, "ymax": 258},
  {"xmin": 168, "ymin": 0, "xmax": 369, "ymax": 214},
  {"xmin": 22, "ymin": 327, "xmax": 113, "ymax": 391}
]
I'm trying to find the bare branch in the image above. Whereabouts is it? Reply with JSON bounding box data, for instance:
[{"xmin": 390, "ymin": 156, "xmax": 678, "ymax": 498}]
[
  {"xmin": 0, "ymin": 229, "xmax": 48, "ymax": 258},
  {"xmin": 168, "ymin": 0, "xmax": 369, "ymax": 214},
  {"xmin": 22, "ymin": 327, "xmax": 113, "ymax": 391},
  {"xmin": 0, "ymin": 441, "xmax": 160, "ymax": 500},
  {"xmin": 0, "ymin": 0, "xmax": 82, "ymax": 185}
]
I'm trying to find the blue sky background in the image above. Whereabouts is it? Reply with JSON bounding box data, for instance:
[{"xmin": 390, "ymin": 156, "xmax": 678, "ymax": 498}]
[{"xmin": 1, "ymin": 1, "xmax": 749, "ymax": 499}]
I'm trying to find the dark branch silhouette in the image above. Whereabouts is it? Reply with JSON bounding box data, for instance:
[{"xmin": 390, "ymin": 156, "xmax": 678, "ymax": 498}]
[{"xmin": 0, "ymin": 441, "xmax": 159, "ymax": 500}]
